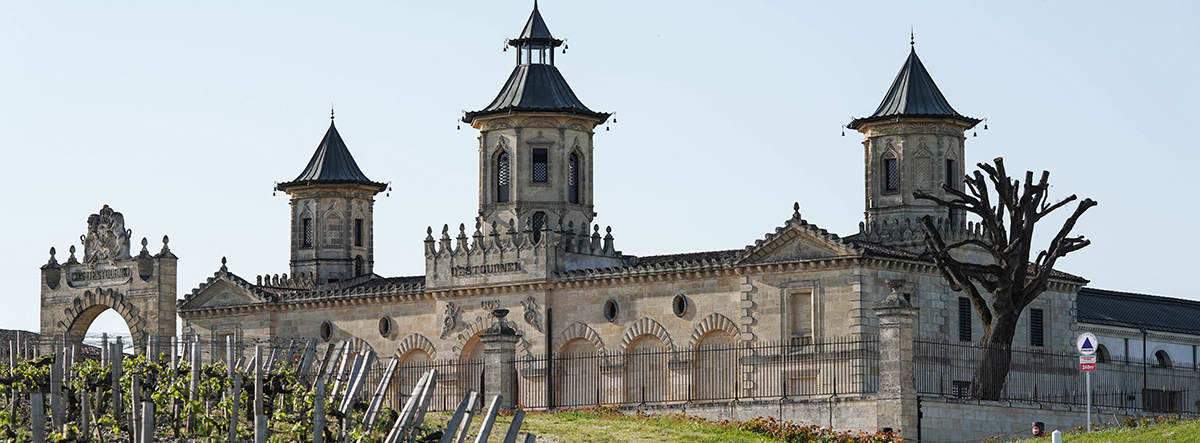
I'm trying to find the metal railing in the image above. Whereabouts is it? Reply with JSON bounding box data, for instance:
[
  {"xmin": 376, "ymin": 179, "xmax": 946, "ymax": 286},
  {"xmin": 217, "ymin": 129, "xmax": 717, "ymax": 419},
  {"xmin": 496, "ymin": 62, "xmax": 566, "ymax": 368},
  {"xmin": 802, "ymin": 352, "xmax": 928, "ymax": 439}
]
[
  {"xmin": 515, "ymin": 335, "xmax": 879, "ymax": 410},
  {"xmin": 915, "ymin": 337, "xmax": 1200, "ymax": 414}
]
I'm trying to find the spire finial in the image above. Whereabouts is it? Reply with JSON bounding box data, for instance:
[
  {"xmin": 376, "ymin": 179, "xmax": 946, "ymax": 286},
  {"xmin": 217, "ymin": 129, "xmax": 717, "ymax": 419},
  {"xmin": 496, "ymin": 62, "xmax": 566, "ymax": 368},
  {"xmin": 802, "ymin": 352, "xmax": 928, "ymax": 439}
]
[
  {"xmin": 910, "ymin": 27, "xmax": 914, "ymax": 47},
  {"xmin": 330, "ymin": 104, "xmax": 335, "ymax": 121}
]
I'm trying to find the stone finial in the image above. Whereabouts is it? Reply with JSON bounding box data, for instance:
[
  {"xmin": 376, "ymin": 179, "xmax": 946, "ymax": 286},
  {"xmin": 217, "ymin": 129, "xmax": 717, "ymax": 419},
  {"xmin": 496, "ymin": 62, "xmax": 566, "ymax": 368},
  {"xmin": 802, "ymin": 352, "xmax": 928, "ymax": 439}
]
[
  {"xmin": 137, "ymin": 237, "xmax": 151, "ymax": 258},
  {"xmin": 880, "ymin": 279, "xmax": 911, "ymax": 308},
  {"xmin": 49, "ymin": 247, "xmax": 56, "ymax": 259},
  {"xmin": 66, "ymin": 245, "xmax": 78, "ymax": 264},
  {"xmin": 220, "ymin": 256, "xmax": 228, "ymax": 273},
  {"xmin": 425, "ymin": 226, "xmax": 434, "ymax": 241},
  {"xmin": 793, "ymin": 202, "xmax": 801, "ymax": 219},
  {"xmin": 45, "ymin": 247, "xmax": 59, "ymax": 267},
  {"xmin": 484, "ymin": 309, "xmax": 518, "ymax": 336},
  {"xmin": 157, "ymin": 235, "xmax": 174, "ymax": 257}
]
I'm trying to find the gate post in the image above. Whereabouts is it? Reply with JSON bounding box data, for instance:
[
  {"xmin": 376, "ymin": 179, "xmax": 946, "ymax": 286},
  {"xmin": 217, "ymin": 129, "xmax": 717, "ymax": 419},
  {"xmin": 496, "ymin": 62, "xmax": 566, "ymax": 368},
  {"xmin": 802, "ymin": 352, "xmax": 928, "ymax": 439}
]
[
  {"xmin": 481, "ymin": 309, "xmax": 520, "ymax": 410},
  {"xmin": 874, "ymin": 279, "xmax": 918, "ymax": 441}
]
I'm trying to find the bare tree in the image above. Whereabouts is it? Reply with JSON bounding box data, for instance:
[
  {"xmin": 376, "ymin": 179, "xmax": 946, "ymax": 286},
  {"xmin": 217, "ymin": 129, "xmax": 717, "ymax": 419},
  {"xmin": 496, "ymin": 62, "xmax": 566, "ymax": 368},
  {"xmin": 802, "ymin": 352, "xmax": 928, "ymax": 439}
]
[{"xmin": 914, "ymin": 157, "xmax": 1097, "ymax": 400}]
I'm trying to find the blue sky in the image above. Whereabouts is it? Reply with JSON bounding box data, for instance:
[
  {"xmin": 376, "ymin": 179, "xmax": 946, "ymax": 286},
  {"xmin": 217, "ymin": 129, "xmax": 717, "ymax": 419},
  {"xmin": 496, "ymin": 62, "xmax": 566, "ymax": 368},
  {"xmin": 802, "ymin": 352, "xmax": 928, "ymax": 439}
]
[{"xmin": 2, "ymin": 1, "xmax": 1198, "ymax": 336}]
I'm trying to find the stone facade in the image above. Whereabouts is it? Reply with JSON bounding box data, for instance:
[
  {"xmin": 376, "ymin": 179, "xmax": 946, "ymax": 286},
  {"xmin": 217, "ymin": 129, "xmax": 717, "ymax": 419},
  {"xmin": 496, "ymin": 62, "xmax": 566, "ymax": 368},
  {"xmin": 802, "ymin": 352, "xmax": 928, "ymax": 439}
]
[{"xmin": 39, "ymin": 205, "xmax": 177, "ymax": 352}]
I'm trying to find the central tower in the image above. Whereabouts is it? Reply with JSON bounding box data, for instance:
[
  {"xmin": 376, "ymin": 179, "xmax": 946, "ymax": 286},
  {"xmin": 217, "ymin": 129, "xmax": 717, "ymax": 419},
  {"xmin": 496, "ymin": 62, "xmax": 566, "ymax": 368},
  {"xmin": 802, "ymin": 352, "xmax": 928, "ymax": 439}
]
[{"xmin": 463, "ymin": 2, "xmax": 610, "ymax": 234}]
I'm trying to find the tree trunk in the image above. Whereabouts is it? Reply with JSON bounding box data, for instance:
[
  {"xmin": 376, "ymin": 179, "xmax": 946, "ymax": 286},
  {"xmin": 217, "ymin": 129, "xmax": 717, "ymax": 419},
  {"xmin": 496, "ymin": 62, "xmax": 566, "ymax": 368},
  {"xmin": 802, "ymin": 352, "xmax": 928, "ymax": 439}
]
[{"xmin": 970, "ymin": 316, "xmax": 1018, "ymax": 400}]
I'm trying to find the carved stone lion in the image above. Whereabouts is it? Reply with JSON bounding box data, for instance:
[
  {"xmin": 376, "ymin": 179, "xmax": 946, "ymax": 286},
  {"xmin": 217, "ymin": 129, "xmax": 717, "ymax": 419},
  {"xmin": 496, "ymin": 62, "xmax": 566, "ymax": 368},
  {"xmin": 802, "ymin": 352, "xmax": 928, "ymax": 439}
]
[{"xmin": 80, "ymin": 205, "xmax": 132, "ymax": 266}]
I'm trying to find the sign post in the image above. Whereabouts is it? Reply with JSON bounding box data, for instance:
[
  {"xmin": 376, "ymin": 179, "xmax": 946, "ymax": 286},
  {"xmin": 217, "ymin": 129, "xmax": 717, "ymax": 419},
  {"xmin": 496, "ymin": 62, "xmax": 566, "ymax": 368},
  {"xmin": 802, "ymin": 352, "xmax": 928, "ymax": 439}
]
[{"xmin": 1077, "ymin": 332, "xmax": 1098, "ymax": 433}]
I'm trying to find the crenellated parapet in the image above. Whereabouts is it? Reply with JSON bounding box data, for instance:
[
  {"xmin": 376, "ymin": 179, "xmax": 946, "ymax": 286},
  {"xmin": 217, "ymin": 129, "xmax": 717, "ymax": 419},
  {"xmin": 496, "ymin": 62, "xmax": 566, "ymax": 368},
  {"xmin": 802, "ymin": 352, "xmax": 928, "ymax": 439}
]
[
  {"xmin": 856, "ymin": 216, "xmax": 988, "ymax": 253},
  {"xmin": 424, "ymin": 218, "xmax": 626, "ymax": 289}
]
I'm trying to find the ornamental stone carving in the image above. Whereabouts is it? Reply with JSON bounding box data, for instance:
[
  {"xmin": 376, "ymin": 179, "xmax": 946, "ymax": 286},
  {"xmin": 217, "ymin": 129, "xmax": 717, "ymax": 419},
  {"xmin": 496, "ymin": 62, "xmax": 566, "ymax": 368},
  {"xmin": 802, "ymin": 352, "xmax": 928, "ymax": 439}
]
[
  {"xmin": 440, "ymin": 302, "xmax": 463, "ymax": 340},
  {"xmin": 521, "ymin": 295, "xmax": 543, "ymax": 333},
  {"xmin": 80, "ymin": 205, "xmax": 132, "ymax": 266}
]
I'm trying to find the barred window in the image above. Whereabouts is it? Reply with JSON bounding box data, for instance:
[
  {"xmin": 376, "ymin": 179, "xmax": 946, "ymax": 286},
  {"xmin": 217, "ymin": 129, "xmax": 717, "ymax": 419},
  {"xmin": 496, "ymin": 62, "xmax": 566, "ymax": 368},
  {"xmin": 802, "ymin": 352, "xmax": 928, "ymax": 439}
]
[
  {"xmin": 884, "ymin": 157, "xmax": 899, "ymax": 191},
  {"xmin": 945, "ymin": 159, "xmax": 957, "ymax": 189},
  {"xmin": 952, "ymin": 380, "xmax": 971, "ymax": 398},
  {"xmin": 532, "ymin": 148, "xmax": 548, "ymax": 183},
  {"xmin": 958, "ymin": 297, "xmax": 972, "ymax": 342},
  {"xmin": 354, "ymin": 255, "xmax": 365, "ymax": 276},
  {"xmin": 916, "ymin": 156, "xmax": 932, "ymax": 190},
  {"xmin": 302, "ymin": 218, "xmax": 313, "ymax": 247},
  {"xmin": 497, "ymin": 152, "xmax": 510, "ymax": 202},
  {"xmin": 531, "ymin": 211, "xmax": 546, "ymax": 244},
  {"xmin": 568, "ymin": 153, "xmax": 579, "ymax": 203},
  {"xmin": 353, "ymin": 218, "xmax": 363, "ymax": 247},
  {"xmin": 1029, "ymin": 308, "xmax": 1044, "ymax": 347}
]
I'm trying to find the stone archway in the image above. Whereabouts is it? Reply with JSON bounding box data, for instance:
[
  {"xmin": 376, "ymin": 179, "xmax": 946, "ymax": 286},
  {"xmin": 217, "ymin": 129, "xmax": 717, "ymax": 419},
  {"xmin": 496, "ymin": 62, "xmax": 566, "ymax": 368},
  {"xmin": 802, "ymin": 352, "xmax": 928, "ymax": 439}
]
[
  {"xmin": 60, "ymin": 288, "xmax": 148, "ymax": 347},
  {"xmin": 40, "ymin": 206, "xmax": 177, "ymax": 354}
]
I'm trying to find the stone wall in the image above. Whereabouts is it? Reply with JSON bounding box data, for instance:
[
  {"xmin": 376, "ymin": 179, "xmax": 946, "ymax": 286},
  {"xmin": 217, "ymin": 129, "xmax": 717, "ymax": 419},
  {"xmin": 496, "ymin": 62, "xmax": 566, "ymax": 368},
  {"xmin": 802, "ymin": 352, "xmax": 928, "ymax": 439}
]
[
  {"xmin": 919, "ymin": 396, "xmax": 1170, "ymax": 442},
  {"xmin": 634, "ymin": 397, "xmax": 879, "ymax": 432}
]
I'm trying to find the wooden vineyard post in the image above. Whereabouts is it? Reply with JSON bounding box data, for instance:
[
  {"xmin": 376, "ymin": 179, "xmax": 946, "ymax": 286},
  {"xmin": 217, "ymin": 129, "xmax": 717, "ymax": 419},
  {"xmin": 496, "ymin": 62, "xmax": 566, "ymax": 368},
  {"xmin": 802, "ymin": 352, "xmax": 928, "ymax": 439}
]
[
  {"xmin": 313, "ymin": 377, "xmax": 326, "ymax": 443},
  {"xmin": 31, "ymin": 392, "xmax": 46, "ymax": 443},
  {"xmin": 363, "ymin": 357, "xmax": 399, "ymax": 430},
  {"xmin": 439, "ymin": 390, "xmax": 477, "ymax": 443},
  {"xmin": 50, "ymin": 342, "xmax": 64, "ymax": 431},
  {"xmin": 255, "ymin": 345, "xmax": 267, "ymax": 443},
  {"xmin": 229, "ymin": 372, "xmax": 240, "ymax": 443},
  {"xmin": 80, "ymin": 391, "xmax": 91, "ymax": 440},
  {"xmin": 112, "ymin": 338, "xmax": 123, "ymax": 423},
  {"xmin": 471, "ymin": 395, "xmax": 503, "ymax": 443},
  {"xmin": 188, "ymin": 340, "xmax": 200, "ymax": 432},
  {"xmin": 141, "ymin": 400, "xmax": 155, "ymax": 443},
  {"xmin": 131, "ymin": 375, "xmax": 142, "ymax": 443}
]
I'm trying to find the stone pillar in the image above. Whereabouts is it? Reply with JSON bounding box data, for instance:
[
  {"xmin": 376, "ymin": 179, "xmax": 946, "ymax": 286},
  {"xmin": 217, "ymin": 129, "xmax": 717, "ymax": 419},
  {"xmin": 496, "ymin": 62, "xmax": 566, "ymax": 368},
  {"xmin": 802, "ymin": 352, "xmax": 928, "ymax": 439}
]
[
  {"xmin": 480, "ymin": 309, "xmax": 520, "ymax": 410},
  {"xmin": 874, "ymin": 279, "xmax": 918, "ymax": 441}
]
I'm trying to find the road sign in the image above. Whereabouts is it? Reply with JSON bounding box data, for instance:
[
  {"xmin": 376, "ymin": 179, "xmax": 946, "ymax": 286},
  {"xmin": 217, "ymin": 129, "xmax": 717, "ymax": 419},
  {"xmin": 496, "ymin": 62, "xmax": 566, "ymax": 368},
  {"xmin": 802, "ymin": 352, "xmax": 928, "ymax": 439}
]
[
  {"xmin": 1077, "ymin": 332, "xmax": 1098, "ymax": 356},
  {"xmin": 1081, "ymin": 363, "xmax": 1096, "ymax": 371}
]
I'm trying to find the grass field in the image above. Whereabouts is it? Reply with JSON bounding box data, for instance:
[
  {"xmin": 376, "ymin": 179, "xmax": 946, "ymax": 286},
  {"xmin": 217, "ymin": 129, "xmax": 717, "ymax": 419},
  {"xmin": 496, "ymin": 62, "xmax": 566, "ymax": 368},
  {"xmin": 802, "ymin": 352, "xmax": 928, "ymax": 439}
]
[
  {"xmin": 1052, "ymin": 419, "xmax": 1200, "ymax": 443},
  {"xmin": 425, "ymin": 409, "xmax": 776, "ymax": 443}
]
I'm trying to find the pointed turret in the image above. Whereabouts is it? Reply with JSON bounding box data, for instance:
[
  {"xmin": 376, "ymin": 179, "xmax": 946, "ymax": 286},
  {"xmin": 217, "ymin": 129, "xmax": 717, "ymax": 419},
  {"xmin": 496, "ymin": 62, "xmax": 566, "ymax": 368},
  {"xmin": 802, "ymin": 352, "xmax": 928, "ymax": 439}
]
[
  {"xmin": 849, "ymin": 43, "xmax": 980, "ymax": 251},
  {"xmin": 463, "ymin": 3, "xmax": 609, "ymax": 238},
  {"xmin": 848, "ymin": 47, "xmax": 980, "ymax": 129},
  {"xmin": 277, "ymin": 114, "xmax": 385, "ymax": 285}
]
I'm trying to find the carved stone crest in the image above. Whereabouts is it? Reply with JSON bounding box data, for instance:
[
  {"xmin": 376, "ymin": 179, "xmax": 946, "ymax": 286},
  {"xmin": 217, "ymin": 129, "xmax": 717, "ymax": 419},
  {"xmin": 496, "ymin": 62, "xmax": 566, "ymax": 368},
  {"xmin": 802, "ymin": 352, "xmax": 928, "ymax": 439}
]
[
  {"xmin": 440, "ymin": 302, "xmax": 463, "ymax": 340},
  {"xmin": 521, "ymin": 295, "xmax": 543, "ymax": 333},
  {"xmin": 80, "ymin": 205, "xmax": 132, "ymax": 266}
]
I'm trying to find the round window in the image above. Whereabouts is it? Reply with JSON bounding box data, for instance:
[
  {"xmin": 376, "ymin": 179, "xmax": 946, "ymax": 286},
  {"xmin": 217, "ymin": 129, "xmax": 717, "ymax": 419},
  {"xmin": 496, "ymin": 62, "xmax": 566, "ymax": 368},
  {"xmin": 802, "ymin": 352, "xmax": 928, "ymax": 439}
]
[
  {"xmin": 603, "ymin": 299, "xmax": 619, "ymax": 322},
  {"xmin": 672, "ymin": 294, "xmax": 688, "ymax": 318},
  {"xmin": 319, "ymin": 320, "xmax": 332, "ymax": 342},
  {"xmin": 378, "ymin": 316, "xmax": 392, "ymax": 338}
]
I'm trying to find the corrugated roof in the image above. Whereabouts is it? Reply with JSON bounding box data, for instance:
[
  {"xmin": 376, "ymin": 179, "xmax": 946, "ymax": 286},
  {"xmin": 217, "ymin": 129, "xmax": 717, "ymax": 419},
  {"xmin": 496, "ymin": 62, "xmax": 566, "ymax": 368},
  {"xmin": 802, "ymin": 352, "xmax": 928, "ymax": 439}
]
[
  {"xmin": 463, "ymin": 64, "xmax": 609, "ymax": 122},
  {"xmin": 276, "ymin": 120, "xmax": 385, "ymax": 192},
  {"xmin": 1077, "ymin": 287, "xmax": 1200, "ymax": 335},
  {"xmin": 848, "ymin": 47, "xmax": 980, "ymax": 129}
]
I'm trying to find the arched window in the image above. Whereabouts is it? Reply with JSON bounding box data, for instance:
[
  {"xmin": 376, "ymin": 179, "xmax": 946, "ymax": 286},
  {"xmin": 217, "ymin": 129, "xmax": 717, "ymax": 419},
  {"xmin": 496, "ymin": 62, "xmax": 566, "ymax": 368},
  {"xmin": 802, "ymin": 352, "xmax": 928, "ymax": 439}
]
[
  {"xmin": 693, "ymin": 330, "xmax": 737, "ymax": 401},
  {"xmin": 555, "ymin": 338, "xmax": 600, "ymax": 407},
  {"xmin": 531, "ymin": 212, "xmax": 546, "ymax": 244},
  {"xmin": 354, "ymin": 255, "xmax": 365, "ymax": 277},
  {"xmin": 1096, "ymin": 344, "xmax": 1110, "ymax": 363},
  {"xmin": 568, "ymin": 153, "xmax": 580, "ymax": 204},
  {"xmin": 882, "ymin": 152, "xmax": 899, "ymax": 192},
  {"xmin": 624, "ymin": 335, "xmax": 667, "ymax": 404},
  {"xmin": 497, "ymin": 151, "xmax": 510, "ymax": 202},
  {"xmin": 1155, "ymin": 350, "xmax": 1173, "ymax": 368}
]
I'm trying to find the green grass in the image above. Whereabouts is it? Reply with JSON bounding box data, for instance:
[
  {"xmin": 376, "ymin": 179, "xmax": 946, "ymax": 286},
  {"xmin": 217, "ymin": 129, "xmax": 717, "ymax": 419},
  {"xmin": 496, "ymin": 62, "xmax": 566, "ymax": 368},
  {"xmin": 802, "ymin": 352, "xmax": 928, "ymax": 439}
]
[
  {"xmin": 424, "ymin": 409, "xmax": 777, "ymax": 443},
  {"xmin": 1057, "ymin": 419, "xmax": 1200, "ymax": 443}
]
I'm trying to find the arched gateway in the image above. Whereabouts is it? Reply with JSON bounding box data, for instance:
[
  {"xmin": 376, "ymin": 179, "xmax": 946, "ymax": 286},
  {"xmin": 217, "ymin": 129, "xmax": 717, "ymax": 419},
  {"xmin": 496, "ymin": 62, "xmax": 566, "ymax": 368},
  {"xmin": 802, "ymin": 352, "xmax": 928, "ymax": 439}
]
[{"xmin": 39, "ymin": 205, "xmax": 176, "ymax": 353}]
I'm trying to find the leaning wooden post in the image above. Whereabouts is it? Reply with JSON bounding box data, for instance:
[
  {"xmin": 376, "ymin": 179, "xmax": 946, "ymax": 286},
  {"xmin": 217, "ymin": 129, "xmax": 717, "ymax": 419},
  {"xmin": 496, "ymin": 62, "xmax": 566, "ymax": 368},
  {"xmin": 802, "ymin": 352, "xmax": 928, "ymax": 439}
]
[
  {"xmin": 313, "ymin": 378, "xmax": 326, "ymax": 443},
  {"xmin": 31, "ymin": 392, "xmax": 47, "ymax": 443},
  {"xmin": 254, "ymin": 345, "xmax": 267, "ymax": 443},
  {"xmin": 471, "ymin": 395, "xmax": 503, "ymax": 443}
]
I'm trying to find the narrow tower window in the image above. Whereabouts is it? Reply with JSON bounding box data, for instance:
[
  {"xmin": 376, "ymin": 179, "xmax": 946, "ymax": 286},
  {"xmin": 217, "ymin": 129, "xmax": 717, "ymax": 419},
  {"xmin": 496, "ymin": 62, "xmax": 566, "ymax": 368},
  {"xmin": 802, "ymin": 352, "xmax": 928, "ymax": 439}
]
[
  {"xmin": 884, "ymin": 157, "xmax": 899, "ymax": 192},
  {"xmin": 353, "ymin": 218, "xmax": 364, "ymax": 247},
  {"xmin": 1029, "ymin": 308, "xmax": 1044, "ymax": 347},
  {"xmin": 568, "ymin": 153, "xmax": 580, "ymax": 203},
  {"xmin": 354, "ymin": 255, "xmax": 365, "ymax": 276},
  {"xmin": 531, "ymin": 211, "xmax": 546, "ymax": 244},
  {"xmin": 958, "ymin": 297, "xmax": 972, "ymax": 342},
  {"xmin": 302, "ymin": 218, "xmax": 313, "ymax": 247},
  {"xmin": 532, "ymin": 148, "xmax": 549, "ymax": 183},
  {"xmin": 945, "ymin": 159, "xmax": 957, "ymax": 189},
  {"xmin": 497, "ymin": 151, "xmax": 510, "ymax": 202}
]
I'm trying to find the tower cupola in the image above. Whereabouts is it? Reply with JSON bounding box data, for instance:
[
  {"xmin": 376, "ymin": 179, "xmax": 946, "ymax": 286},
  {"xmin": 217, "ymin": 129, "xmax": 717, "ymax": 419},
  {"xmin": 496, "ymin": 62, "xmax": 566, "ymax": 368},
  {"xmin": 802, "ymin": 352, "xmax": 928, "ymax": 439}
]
[
  {"xmin": 849, "ymin": 43, "xmax": 981, "ymax": 250},
  {"xmin": 276, "ymin": 113, "xmax": 386, "ymax": 284},
  {"xmin": 463, "ymin": 2, "xmax": 610, "ymax": 235}
]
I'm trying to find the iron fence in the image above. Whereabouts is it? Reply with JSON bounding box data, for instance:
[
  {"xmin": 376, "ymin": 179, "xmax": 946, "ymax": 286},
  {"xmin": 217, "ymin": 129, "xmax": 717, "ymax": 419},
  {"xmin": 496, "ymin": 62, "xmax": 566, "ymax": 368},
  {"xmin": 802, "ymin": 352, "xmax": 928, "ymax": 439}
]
[
  {"xmin": 515, "ymin": 335, "xmax": 879, "ymax": 410},
  {"xmin": 915, "ymin": 337, "xmax": 1200, "ymax": 414}
]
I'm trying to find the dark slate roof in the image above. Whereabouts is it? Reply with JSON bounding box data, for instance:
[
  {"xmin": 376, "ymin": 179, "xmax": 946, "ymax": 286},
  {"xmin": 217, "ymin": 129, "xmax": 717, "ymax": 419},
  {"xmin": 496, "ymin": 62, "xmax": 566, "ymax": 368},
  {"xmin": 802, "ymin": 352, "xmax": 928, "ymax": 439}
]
[
  {"xmin": 1077, "ymin": 287, "xmax": 1200, "ymax": 335},
  {"xmin": 848, "ymin": 48, "xmax": 980, "ymax": 129},
  {"xmin": 509, "ymin": 1, "xmax": 561, "ymax": 47},
  {"xmin": 463, "ymin": 64, "xmax": 609, "ymax": 122},
  {"xmin": 634, "ymin": 249, "xmax": 745, "ymax": 267},
  {"xmin": 276, "ymin": 120, "xmax": 386, "ymax": 192}
]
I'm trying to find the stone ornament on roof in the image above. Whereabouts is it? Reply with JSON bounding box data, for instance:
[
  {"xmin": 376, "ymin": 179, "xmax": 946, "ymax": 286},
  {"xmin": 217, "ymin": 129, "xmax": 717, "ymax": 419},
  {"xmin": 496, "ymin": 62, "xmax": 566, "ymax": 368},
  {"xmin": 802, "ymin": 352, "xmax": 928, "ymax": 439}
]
[{"xmin": 80, "ymin": 205, "xmax": 132, "ymax": 266}]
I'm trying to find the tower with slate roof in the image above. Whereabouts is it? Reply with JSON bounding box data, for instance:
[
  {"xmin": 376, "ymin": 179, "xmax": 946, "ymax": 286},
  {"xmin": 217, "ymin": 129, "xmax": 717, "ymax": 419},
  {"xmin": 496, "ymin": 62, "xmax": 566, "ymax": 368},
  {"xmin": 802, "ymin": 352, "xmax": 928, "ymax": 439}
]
[
  {"xmin": 463, "ymin": 1, "xmax": 610, "ymax": 236},
  {"xmin": 277, "ymin": 114, "xmax": 387, "ymax": 285},
  {"xmin": 848, "ymin": 42, "xmax": 981, "ymax": 249}
]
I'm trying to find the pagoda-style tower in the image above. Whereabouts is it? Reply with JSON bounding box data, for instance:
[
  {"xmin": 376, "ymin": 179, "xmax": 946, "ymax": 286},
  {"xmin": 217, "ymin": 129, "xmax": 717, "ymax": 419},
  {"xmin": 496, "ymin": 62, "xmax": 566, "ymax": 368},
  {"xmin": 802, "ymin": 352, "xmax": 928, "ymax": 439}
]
[
  {"xmin": 463, "ymin": 2, "xmax": 611, "ymax": 235},
  {"xmin": 276, "ymin": 115, "xmax": 386, "ymax": 284},
  {"xmin": 848, "ymin": 43, "xmax": 981, "ymax": 250}
]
